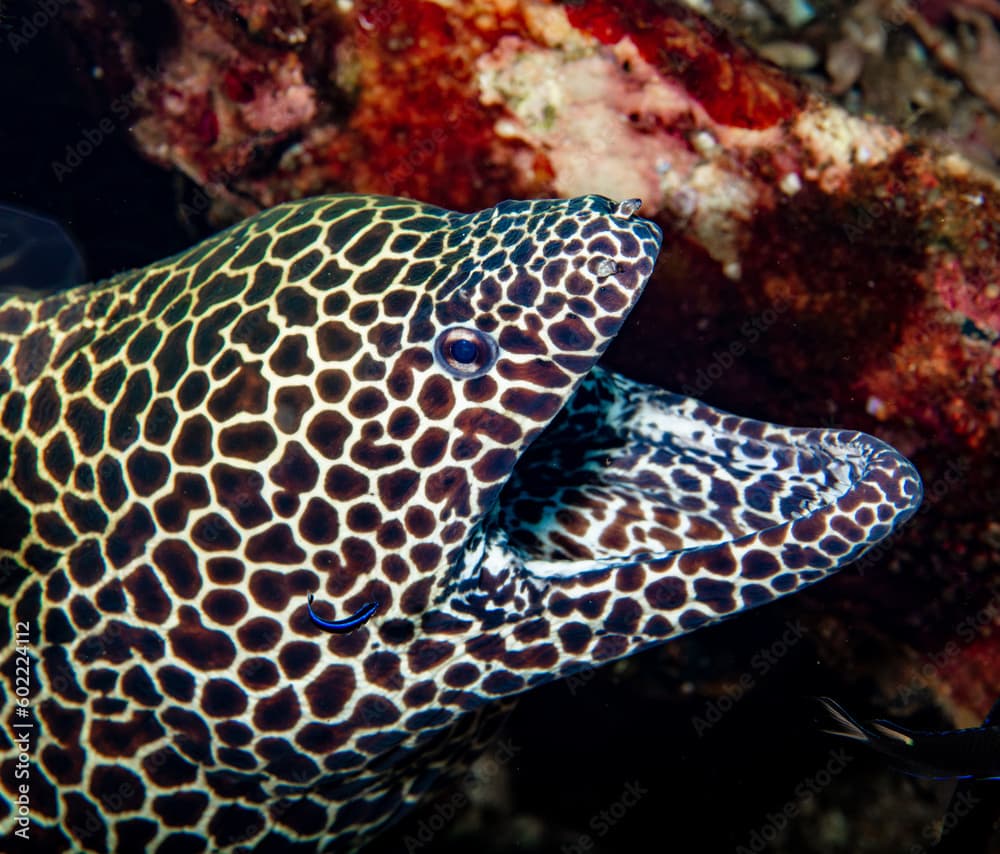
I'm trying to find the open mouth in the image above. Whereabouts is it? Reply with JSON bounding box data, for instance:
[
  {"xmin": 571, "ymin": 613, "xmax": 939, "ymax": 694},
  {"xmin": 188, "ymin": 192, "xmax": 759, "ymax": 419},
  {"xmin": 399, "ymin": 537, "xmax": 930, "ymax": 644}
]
[{"xmin": 497, "ymin": 365, "xmax": 923, "ymax": 583}]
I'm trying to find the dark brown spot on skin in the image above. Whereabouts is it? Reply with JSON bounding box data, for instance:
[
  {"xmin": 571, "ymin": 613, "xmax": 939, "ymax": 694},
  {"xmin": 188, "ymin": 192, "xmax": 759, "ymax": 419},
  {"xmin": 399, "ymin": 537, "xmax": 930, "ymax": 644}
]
[
  {"xmin": 253, "ymin": 686, "xmax": 301, "ymax": 731},
  {"xmin": 369, "ymin": 321, "xmax": 404, "ymax": 358},
  {"xmin": 0, "ymin": 304, "xmax": 31, "ymax": 334},
  {"xmin": 121, "ymin": 666, "xmax": 164, "ymax": 707},
  {"xmin": 143, "ymin": 746, "xmax": 198, "ymax": 787},
  {"xmin": 454, "ymin": 409, "xmax": 521, "ymax": 443},
  {"xmin": 91, "ymin": 712, "xmax": 166, "ymax": 758},
  {"xmin": 363, "ymin": 651, "xmax": 405, "ymax": 691},
  {"xmin": 741, "ymin": 549, "xmax": 780, "ymax": 579},
  {"xmin": 38, "ymin": 698, "xmax": 84, "ymax": 746},
  {"xmin": 173, "ymin": 415, "xmax": 213, "ymax": 466},
  {"xmin": 145, "ymin": 397, "xmax": 178, "ymax": 446},
  {"xmin": 156, "ymin": 665, "xmax": 196, "ymax": 702},
  {"xmin": 342, "ymin": 537, "xmax": 376, "ymax": 573},
  {"xmin": 443, "ymin": 662, "xmax": 480, "ymax": 688},
  {"xmin": 28, "ymin": 377, "xmax": 60, "ymax": 436},
  {"xmin": 317, "ymin": 368, "xmax": 351, "ymax": 403},
  {"xmin": 472, "ymin": 449, "xmax": 516, "ymax": 482},
  {"xmin": 201, "ymin": 678, "xmax": 249, "ymax": 717},
  {"xmin": 35, "ymin": 512, "xmax": 75, "ymax": 547},
  {"xmin": 16, "ymin": 327, "xmax": 53, "ymax": 385},
  {"xmin": 325, "ymin": 466, "xmax": 368, "ymax": 500},
  {"xmin": 304, "ymin": 665, "xmax": 356, "ymax": 718},
  {"xmin": 208, "ymin": 362, "xmax": 269, "ymax": 422},
  {"xmin": 499, "ymin": 388, "xmax": 561, "ymax": 421},
  {"xmin": 503, "ymin": 643, "xmax": 559, "ymax": 669},
  {"xmin": 64, "ymin": 792, "xmax": 107, "ymax": 848},
  {"xmin": 387, "ymin": 407, "xmax": 419, "ymax": 439},
  {"xmin": 407, "ymin": 639, "xmax": 454, "ymax": 673},
  {"xmin": 218, "ymin": 422, "xmax": 278, "ymax": 463},
  {"xmin": 426, "ymin": 467, "xmax": 470, "ymax": 518},
  {"xmin": 67, "ymin": 540, "xmax": 105, "ymax": 587},
  {"xmin": 350, "ymin": 299, "xmax": 379, "ymax": 326},
  {"xmin": 410, "ymin": 543, "xmax": 442, "ymax": 573},
  {"xmin": 278, "ymin": 641, "xmax": 321, "ymax": 679},
  {"xmin": 97, "ymin": 456, "xmax": 128, "ymax": 513},
  {"xmin": 275, "ymin": 385, "xmax": 313, "ymax": 434},
  {"xmin": 211, "ymin": 463, "xmax": 272, "ymax": 528},
  {"xmin": 64, "ymin": 398, "xmax": 105, "ymax": 458},
  {"xmin": 499, "ymin": 358, "xmax": 572, "ymax": 388},
  {"xmin": 152, "ymin": 540, "xmax": 202, "ymax": 599},
  {"xmin": 306, "ymin": 411, "xmax": 353, "ymax": 460},
  {"xmin": 239, "ymin": 657, "xmax": 280, "ymax": 690},
  {"xmin": 126, "ymin": 448, "xmax": 171, "ymax": 497},
  {"xmin": 645, "ymin": 576, "xmax": 688, "ymax": 610},
  {"xmin": 154, "ymin": 320, "xmax": 192, "ymax": 393},
  {"xmin": 404, "ymin": 506, "xmax": 435, "ymax": 537},
  {"xmin": 168, "ymin": 605, "xmax": 237, "ymax": 669},
  {"xmin": 345, "ymin": 502, "xmax": 381, "ymax": 532},
  {"xmin": 276, "ymin": 286, "xmax": 318, "ymax": 326},
  {"xmin": 411, "ymin": 428, "xmax": 448, "ymax": 467},
  {"xmin": 299, "ymin": 498, "xmax": 340, "ymax": 545},
  {"xmin": 400, "ymin": 578, "xmax": 433, "ymax": 615},
  {"xmin": 206, "ymin": 557, "xmax": 244, "ymax": 584},
  {"xmin": 176, "ymin": 370, "xmax": 209, "ymax": 412},
  {"xmin": 63, "ymin": 494, "xmax": 108, "ymax": 535},
  {"xmin": 247, "ymin": 568, "xmax": 300, "ymax": 612},
  {"xmin": 350, "ymin": 433, "xmax": 403, "ymax": 469},
  {"xmin": 378, "ymin": 521, "xmax": 406, "ymax": 550},
  {"xmin": 270, "ymin": 334, "xmax": 314, "ymax": 377},
  {"xmin": 154, "ymin": 472, "xmax": 211, "ymax": 533},
  {"xmin": 246, "ymin": 524, "xmax": 306, "ymax": 565},
  {"xmin": 558, "ymin": 622, "xmax": 592, "ymax": 654},
  {"xmin": 191, "ymin": 513, "xmax": 241, "ymax": 551},
  {"xmin": 90, "ymin": 766, "xmax": 144, "ymax": 812},
  {"xmin": 348, "ymin": 386, "xmax": 388, "ymax": 418},
  {"xmin": 232, "ymin": 307, "xmax": 279, "ymax": 354},
  {"xmin": 317, "ymin": 320, "xmax": 362, "ymax": 361},
  {"xmin": 152, "ymin": 792, "xmax": 209, "ymax": 827},
  {"xmin": 106, "ymin": 503, "xmax": 155, "ymax": 569},
  {"xmin": 269, "ymin": 441, "xmax": 319, "ymax": 494},
  {"xmin": 376, "ymin": 469, "xmax": 419, "ymax": 512},
  {"xmin": 203, "ymin": 589, "xmax": 248, "ymax": 625},
  {"xmin": 417, "ymin": 375, "xmax": 455, "ymax": 419},
  {"xmin": 592, "ymin": 634, "xmax": 629, "ymax": 661},
  {"xmin": 2, "ymin": 390, "xmax": 24, "ymax": 433}
]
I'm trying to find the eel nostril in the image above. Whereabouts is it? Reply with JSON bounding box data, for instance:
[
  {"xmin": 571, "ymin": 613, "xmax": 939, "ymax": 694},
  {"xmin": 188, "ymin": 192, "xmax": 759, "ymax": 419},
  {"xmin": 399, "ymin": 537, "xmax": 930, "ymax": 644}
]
[
  {"xmin": 613, "ymin": 198, "xmax": 642, "ymax": 218},
  {"xmin": 589, "ymin": 257, "xmax": 621, "ymax": 279}
]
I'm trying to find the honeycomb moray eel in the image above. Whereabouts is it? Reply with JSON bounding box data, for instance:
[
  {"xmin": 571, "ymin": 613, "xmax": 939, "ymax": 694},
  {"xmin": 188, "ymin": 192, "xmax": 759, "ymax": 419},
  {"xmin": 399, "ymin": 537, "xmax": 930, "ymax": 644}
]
[{"xmin": 0, "ymin": 194, "xmax": 922, "ymax": 852}]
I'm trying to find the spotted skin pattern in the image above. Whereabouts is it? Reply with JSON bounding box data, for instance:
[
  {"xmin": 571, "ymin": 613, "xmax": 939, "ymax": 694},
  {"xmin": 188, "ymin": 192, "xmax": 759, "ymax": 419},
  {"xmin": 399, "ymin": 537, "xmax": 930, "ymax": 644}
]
[{"xmin": 0, "ymin": 193, "xmax": 920, "ymax": 852}]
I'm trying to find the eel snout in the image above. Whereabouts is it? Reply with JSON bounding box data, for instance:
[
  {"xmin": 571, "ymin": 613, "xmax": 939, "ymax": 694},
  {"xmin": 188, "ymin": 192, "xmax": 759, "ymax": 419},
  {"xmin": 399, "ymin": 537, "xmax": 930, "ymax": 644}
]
[{"xmin": 492, "ymin": 364, "xmax": 922, "ymax": 640}]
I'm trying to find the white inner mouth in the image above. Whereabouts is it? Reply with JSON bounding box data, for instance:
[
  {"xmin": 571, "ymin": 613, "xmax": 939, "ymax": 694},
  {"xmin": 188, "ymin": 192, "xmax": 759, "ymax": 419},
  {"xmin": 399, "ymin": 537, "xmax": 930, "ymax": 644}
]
[{"xmin": 497, "ymin": 367, "xmax": 863, "ymax": 578}]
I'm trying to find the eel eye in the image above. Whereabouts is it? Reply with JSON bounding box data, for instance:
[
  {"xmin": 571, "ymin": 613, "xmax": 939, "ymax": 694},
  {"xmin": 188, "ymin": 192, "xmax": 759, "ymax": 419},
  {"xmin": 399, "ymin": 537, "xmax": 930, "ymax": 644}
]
[{"xmin": 435, "ymin": 326, "xmax": 498, "ymax": 379}]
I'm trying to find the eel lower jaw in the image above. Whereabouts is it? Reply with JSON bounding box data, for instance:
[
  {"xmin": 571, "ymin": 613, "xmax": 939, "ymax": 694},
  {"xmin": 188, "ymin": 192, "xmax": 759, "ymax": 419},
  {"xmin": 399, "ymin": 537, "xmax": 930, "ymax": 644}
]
[{"xmin": 492, "ymin": 365, "xmax": 923, "ymax": 588}]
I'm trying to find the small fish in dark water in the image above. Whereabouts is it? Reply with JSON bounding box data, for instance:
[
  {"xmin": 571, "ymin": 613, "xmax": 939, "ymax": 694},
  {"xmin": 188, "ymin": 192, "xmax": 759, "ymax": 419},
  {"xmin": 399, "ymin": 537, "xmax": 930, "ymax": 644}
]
[
  {"xmin": 817, "ymin": 696, "xmax": 1000, "ymax": 781},
  {"xmin": 818, "ymin": 695, "xmax": 1000, "ymax": 853},
  {"xmin": 0, "ymin": 203, "xmax": 86, "ymax": 294}
]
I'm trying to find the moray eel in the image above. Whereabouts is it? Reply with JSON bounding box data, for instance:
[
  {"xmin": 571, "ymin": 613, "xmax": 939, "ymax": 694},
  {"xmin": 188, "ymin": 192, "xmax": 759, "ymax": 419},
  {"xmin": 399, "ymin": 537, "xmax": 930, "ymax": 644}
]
[{"xmin": 0, "ymin": 194, "xmax": 922, "ymax": 851}]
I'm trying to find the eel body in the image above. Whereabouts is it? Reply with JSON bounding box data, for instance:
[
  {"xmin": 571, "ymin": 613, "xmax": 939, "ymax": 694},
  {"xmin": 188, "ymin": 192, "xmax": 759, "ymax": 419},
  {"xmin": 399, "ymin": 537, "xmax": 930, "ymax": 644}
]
[{"xmin": 0, "ymin": 194, "xmax": 921, "ymax": 851}]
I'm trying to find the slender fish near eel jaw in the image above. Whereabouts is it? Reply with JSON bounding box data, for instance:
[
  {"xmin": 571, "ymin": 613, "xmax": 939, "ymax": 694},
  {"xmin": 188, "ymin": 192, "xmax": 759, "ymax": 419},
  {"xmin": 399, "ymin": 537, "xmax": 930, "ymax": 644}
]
[{"xmin": 0, "ymin": 194, "xmax": 922, "ymax": 851}]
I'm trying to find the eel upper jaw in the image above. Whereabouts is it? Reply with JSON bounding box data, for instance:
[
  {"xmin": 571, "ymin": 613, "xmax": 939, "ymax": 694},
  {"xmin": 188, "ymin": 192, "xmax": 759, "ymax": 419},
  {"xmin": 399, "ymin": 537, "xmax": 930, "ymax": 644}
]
[{"xmin": 460, "ymin": 365, "xmax": 922, "ymax": 626}]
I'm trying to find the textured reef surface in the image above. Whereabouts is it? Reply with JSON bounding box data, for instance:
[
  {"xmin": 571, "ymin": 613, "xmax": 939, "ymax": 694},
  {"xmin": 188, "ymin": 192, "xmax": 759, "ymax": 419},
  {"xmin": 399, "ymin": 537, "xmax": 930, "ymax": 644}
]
[{"xmin": 15, "ymin": 0, "xmax": 1000, "ymax": 849}]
